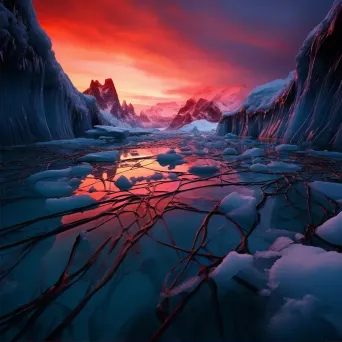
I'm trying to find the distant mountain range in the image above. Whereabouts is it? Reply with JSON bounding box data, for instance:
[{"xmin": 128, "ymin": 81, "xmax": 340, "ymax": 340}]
[
  {"xmin": 139, "ymin": 102, "xmax": 180, "ymax": 128},
  {"xmin": 168, "ymin": 86, "xmax": 248, "ymax": 130},
  {"xmin": 83, "ymin": 80, "xmax": 247, "ymax": 130},
  {"xmin": 83, "ymin": 79, "xmax": 143, "ymax": 128}
]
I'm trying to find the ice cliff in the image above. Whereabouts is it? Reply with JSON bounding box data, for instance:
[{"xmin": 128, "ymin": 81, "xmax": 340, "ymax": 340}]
[
  {"xmin": 0, "ymin": 0, "xmax": 101, "ymax": 146},
  {"xmin": 217, "ymin": 0, "xmax": 342, "ymax": 149}
]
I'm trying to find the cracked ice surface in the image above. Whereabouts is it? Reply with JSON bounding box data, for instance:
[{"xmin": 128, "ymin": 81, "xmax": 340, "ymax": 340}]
[{"xmin": 1, "ymin": 130, "xmax": 342, "ymax": 342}]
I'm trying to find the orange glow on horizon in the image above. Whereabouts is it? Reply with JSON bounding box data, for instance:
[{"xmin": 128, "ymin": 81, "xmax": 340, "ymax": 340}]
[{"xmin": 32, "ymin": 0, "xmax": 294, "ymax": 110}]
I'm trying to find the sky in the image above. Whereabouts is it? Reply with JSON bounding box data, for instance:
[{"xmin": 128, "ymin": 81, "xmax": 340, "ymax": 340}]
[{"xmin": 33, "ymin": 0, "xmax": 334, "ymax": 111}]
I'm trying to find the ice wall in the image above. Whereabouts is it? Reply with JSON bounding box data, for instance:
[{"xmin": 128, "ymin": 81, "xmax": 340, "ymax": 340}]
[
  {"xmin": 0, "ymin": 1, "xmax": 101, "ymax": 146},
  {"xmin": 217, "ymin": 0, "xmax": 342, "ymax": 149}
]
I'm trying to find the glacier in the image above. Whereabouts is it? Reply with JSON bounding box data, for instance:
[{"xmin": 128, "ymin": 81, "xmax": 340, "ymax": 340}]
[
  {"xmin": 0, "ymin": 1, "xmax": 102, "ymax": 146},
  {"xmin": 217, "ymin": 0, "xmax": 342, "ymax": 149}
]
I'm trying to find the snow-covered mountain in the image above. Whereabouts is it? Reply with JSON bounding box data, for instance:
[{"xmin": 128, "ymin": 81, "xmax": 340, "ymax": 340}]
[
  {"xmin": 84, "ymin": 79, "xmax": 143, "ymax": 128},
  {"xmin": 168, "ymin": 98, "xmax": 220, "ymax": 130},
  {"xmin": 217, "ymin": 0, "xmax": 342, "ymax": 149},
  {"xmin": 139, "ymin": 102, "xmax": 180, "ymax": 127},
  {"xmin": 192, "ymin": 86, "xmax": 249, "ymax": 114},
  {"xmin": 0, "ymin": 0, "xmax": 103, "ymax": 145},
  {"xmin": 168, "ymin": 87, "xmax": 247, "ymax": 130}
]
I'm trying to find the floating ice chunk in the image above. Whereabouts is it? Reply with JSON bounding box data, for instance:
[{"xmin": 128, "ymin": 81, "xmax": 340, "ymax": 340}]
[
  {"xmin": 295, "ymin": 233, "xmax": 305, "ymax": 241},
  {"xmin": 151, "ymin": 172, "xmax": 164, "ymax": 181},
  {"xmin": 268, "ymin": 294, "xmax": 323, "ymax": 341},
  {"xmin": 178, "ymin": 120, "xmax": 217, "ymax": 132},
  {"xmin": 35, "ymin": 180, "xmax": 74, "ymax": 198},
  {"xmin": 267, "ymin": 161, "xmax": 301, "ymax": 173},
  {"xmin": 168, "ymin": 173, "xmax": 179, "ymax": 180},
  {"xmin": 225, "ymin": 133, "xmax": 238, "ymax": 138},
  {"xmin": 250, "ymin": 163, "xmax": 268, "ymax": 172},
  {"xmin": 276, "ymin": 144, "xmax": 299, "ymax": 152},
  {"xmin": 188, "ymin": 165, "xmax": 219, "ymax": 177},
  {"xmin": 46, "ymin": 195, "xmax": 97, "ymax": 214},
  {"xmin": 78, "ymin": 151, "xmax": 120, "ymax": 163},
  {"xmin": 223, "ymin": 147, "xmax": 238, "ymax": 155},
  {"xmin": 194, "ymin": 150, "xmax": 207, "ymax": 156},
  {"xmin": 29, "ymin": 165, "xmax": 92, "ymax": 186},
  {"xmin": 267, "ymin": 244, "xmax": 342, "ymax": 334},
  {"xmin": 219, "ymin": 192, "xmax": 256, "ymax": 215},
  {"xmin": 68, "ymin": 178, "xmax": 82, "ymax": 189},
  {"xmin": 242, "ymin": 139, "xmax": 256, "ymax": 146},
  {"xmin": 115, "ymin": 175, "xmax": 133, "ymax": 191},
  {"xmin": 316, "ymin": 212, "xmax": 342, "ymax": 245},
  {"xmin": 268, "ymin": 244, "xmax": 342, "ymax": 296},
  {"xmin": 157, "ymin": 151, "xmax": 184, "ymax": 166},
  {"xmin": 309, "ymin": 181, "xmax": 342, "ymax": 201},
  {"xmin": 241, "ymin": 148, "xmax": 264, "ymax": 158},
  {"xmin": 70, "ymin": 163, "xmax": 93, "ymax": 177},
  {"xmin": 210, "ymin": 252, "xmax": 253, "ymax": 288},
  {"xmin": 269, "ymin": 237, "xmax": 294, "ymax": 252},
  {"xmin": 28, "ymin": 168, "xmax": 71, "ymax": 183},
  {"xmin": 210, "ymin": 141, "xmax": 225, "ymax": 149},
  {"xmin": 254, "ymin": 250, "xmax": 282, "ymax": 259},
  {"xmin": 252, "ymin": 157, "xmax": 264, "ymax": 164}
]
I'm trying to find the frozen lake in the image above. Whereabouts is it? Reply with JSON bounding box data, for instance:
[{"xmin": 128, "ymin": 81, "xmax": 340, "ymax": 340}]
[{"xmin": 1, "ymin": 130, "xmax": 342, "ymax": 341}]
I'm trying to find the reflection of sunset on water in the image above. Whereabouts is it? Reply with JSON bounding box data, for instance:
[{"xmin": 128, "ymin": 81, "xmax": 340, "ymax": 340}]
[{"xmin": 61, "ymin": 142, "xmax": 226, "ymax": 228}]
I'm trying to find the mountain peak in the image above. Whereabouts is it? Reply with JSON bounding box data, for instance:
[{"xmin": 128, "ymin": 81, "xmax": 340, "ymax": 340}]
[
  {"xmin": 90, "ymin": 80, "xmax": 101, "ymax": 88},
  {"xmin": 104, "ymin": 78, "xmax": 115, "ymax": 88},
  {"xmin": 83, "ymin": 78, "xmax": 143, "ymax": 127}
]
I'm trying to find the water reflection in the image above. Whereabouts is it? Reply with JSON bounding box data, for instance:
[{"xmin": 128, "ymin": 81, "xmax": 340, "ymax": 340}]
[{"xmin": 1, "ymin": 133, "xmax": 341, "ymax": 341}]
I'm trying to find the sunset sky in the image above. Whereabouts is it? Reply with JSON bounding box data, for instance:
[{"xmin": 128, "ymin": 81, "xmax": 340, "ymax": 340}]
[{"xmin": 33, "ymin": 0, "xmax": 334, "ymax": 111}]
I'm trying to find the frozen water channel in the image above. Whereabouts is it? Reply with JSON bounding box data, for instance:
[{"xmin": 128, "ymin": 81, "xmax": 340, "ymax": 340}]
[{"xmin": 1, "ymin": 130, "xmax": 342, "ymax": 342}]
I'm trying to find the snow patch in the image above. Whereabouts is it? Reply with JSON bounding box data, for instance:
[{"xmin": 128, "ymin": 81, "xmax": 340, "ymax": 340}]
[
  {"xmin": 178, "ymin": 120, "xmax": 218, "ymax": 132},
  {"xmin": 241, "ymin": 148, "xmax": 264, "ymax": 158},
  {"xmin": 267, "ymin": 161, "xmax": 301, "ymax": 173},
  {"xmin": 210, "ymin": 252, "xmax": 253, "ymax": 289},
  {"xmin": 78, "ymin": 151, "xmax": 120, "ymax": 163},
  {"xmin": 219, "ymin": 192, "xmax": 257, "ymax": 216},
  {"xmin": 157, "ymin": 150, "xmax": 184, "ymax": 167},
  {"xmin": 316, "ymin": 212, "xmax": 342, "ymax": 245},
  {"xmin": 46, "ymin": 195, "xmax": 97, "ymax": 214},
  {"xmin": 223, "ymin": 147, "xmax": 238, "ymax": 155},
  {"xmin": 276, "ymin": 144, "xmax": 299, "ymax": 152},
  {"xmin": 250, "ymin": 163, "xmax": 268, "ymax": 172}
]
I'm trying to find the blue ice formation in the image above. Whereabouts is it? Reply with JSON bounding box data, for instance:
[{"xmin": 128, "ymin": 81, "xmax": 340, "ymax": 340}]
[
  {"xmin": 217, "ymin": 0, "xmax": 342, "ymax": 149},
  {"xmin": 0, "ymin": 1, "xmax": 103, "ymax": 146}
]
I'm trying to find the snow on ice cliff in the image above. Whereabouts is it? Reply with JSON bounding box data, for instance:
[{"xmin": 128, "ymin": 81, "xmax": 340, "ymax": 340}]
[
  {"xmin": 0, "ymin": 1, "xmax": 104, "ymax": 146},
  {"xmin": 217, "ymin": 0, "xmax": 342, "ymax": 149}
]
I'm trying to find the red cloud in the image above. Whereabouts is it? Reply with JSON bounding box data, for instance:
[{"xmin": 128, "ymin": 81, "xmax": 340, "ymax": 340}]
[{"xmin": 32, "ymin": 0, "xmax": 299, "ymax": 107}]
